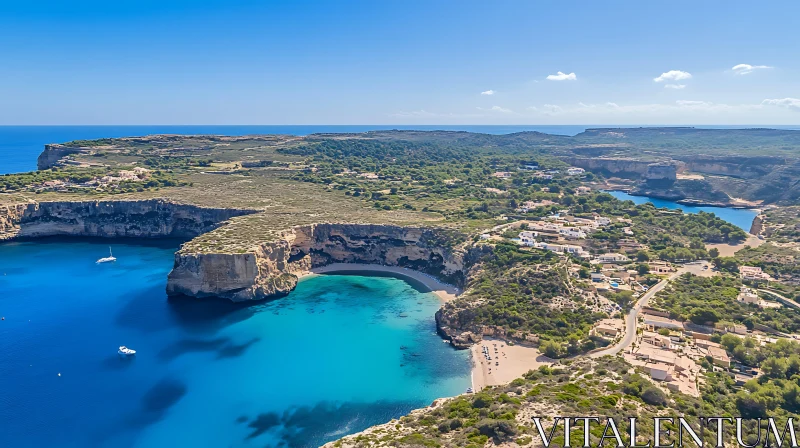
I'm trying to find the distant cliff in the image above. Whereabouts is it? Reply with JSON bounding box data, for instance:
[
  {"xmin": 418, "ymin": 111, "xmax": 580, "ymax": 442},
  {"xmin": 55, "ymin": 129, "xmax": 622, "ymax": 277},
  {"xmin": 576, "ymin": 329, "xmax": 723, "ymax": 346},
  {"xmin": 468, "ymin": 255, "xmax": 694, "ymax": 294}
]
[
  {"xmin": 564, "ymin": 157, "xmax": 682, "ymax": 179},
  {"xmin": 0, "ymin": 199, "xmax": 254, "ymax": 241},
  {"xmin": 37, "ymin": 144, "xmax": 87, "ymax": 170},
  {"xmin": 678, "ymin": 155, "xmax": 785, "ymax": 179},
  {"xmin": 167, "ymin": 223, "xmax": 473, "ymax": 302}
]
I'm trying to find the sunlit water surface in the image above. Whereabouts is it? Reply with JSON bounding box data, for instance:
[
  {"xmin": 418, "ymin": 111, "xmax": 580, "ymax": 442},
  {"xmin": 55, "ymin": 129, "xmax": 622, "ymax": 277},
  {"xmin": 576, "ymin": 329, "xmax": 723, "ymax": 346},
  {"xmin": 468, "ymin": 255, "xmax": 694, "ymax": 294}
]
[{"xmin": 0, "ymin": 239, "xmax": 470, "ymax": 447}]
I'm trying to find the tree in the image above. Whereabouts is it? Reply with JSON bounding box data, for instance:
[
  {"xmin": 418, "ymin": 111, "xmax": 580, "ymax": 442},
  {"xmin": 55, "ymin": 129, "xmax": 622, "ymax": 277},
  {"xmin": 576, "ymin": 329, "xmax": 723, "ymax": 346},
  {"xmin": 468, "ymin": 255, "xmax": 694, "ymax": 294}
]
[
  {"xmin": 539, "ymin": 340, "xmax": 561, "ymax": 358},
  {"xmin": 690, "ymin": 308, "xmax": 720, "ymax": 325},
  {"xmin": 712, "ymin": 257, "xmax": 739, "ymax": 274},
  {"xmin": 761, "ymin": 357, "xmax": 789, "ymax": 379},
  {"xmin": 709, "ymin": 248, "xmax": 720, "ymax": 258},
  {"xmin": 635, "ymin": 251, "xmax": 650, "ymax": 262},
  {"xmin": 641, "ymin": 386, "xmax": 667, "ymax": 406},
  {"xmin": 636, "ymin": 263, "xmax": 650, "ymax": 275}
]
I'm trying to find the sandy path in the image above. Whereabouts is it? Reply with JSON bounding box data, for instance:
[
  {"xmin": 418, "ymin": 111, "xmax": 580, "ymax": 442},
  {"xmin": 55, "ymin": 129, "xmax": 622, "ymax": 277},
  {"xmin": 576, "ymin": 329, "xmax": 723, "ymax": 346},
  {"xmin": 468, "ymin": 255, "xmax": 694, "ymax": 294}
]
[
  {"xmin": 706, "ymin": 234, "xmax": 765, "ymax": 257},
  {"xmin": 303, "ymin": 263, "xmax": 461, "ymax": 303},
  {"xmin": 470, "ymin": 338, "xmax": 553, "ymax": 391}
]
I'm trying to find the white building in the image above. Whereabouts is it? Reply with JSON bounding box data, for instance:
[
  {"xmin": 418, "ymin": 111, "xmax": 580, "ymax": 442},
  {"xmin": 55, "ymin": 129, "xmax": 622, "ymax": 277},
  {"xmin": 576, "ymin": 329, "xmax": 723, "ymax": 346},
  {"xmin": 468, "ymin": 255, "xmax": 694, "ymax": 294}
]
[
  {"xmin": 518, "ymin": 231, "xmax": 537, "ymax": 247},
  {"xmin": 594, "ymin": 217, "xmax": 612, "ymax": 226},
  {"xmin": 566, "ymin": 167, "xmax": 586, "ymax": 175},
  {"xmin": 737, "ymin": 287, "xmax": 759, "ymax": 305},
  {"xmin": 559, "ymin": 228, "xmax": 587, "ymax": 239},
  {"xmin": 739, "ymin": 266, "xmax": 770, "ymax": 282},
  {"xmin": 597, "ymin": 253, "xmax": 630, "ymax": 264},
  {"xmin": 534, "ymin": 242, "xmax": 588, "ymax": 257}
]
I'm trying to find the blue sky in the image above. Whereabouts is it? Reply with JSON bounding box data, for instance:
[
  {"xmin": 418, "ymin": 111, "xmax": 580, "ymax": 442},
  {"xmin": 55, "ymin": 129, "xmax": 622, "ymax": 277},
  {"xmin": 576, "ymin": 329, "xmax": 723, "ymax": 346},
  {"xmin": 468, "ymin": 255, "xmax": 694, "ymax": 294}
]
[{"xmin": 1, "ymin": 0, "xmax": 798, "ymax": 125}]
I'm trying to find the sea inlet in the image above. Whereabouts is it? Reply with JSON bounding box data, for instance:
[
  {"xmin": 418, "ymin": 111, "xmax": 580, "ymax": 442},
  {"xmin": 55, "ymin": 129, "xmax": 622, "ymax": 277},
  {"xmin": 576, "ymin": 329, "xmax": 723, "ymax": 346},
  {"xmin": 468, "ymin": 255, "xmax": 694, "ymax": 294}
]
[{"xmin": 0, "ymin": 239, "xmax": 470, "ymax": 447}]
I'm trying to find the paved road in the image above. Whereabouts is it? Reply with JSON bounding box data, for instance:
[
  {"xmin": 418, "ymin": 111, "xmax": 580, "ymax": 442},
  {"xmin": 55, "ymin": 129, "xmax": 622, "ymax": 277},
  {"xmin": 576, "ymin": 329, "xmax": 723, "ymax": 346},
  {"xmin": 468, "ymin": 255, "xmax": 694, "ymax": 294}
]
[
  {"xmin": 759, "ymin": 288, "xmax": 800, "ymax": 310},
  {"xmin": 589, "ymin": 269, "xmax": 686, "ymax": 358}
]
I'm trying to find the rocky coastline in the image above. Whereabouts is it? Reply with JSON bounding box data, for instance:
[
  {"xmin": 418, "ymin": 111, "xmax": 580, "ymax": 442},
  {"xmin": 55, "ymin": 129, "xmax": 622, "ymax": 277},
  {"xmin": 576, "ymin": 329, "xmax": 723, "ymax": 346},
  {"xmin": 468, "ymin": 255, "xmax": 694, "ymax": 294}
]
[
  {"xmin": 167, "ymin": 223, "xmax": 474, "ymax": 302},
  {"xmin": 0, "ymin": 199, "xmax": 254, "ymax": 241},
  {"xmin": 2, "ymin": 198, "xmax": 477, "ymax": 301}
]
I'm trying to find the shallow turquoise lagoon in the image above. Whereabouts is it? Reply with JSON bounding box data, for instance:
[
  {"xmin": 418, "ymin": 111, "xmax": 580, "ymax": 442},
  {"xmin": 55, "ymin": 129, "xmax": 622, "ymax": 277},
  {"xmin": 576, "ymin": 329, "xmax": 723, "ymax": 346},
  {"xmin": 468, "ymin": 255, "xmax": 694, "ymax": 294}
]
[{"xmin": 0, "ymin": 239, "xmax": 470, "ymax": 447}]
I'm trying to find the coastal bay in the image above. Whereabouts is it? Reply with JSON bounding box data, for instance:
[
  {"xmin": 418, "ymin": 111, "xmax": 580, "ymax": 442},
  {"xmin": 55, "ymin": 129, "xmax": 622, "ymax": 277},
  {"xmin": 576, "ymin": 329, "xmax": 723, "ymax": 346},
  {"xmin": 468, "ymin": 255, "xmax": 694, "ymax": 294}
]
[
  {"xmin": 607, "ymin": 190, "xmax": 759, "ymax": 232},
  {"xmin": 0, "ymin": 240, "xmax": 470, "ymax": 447}
]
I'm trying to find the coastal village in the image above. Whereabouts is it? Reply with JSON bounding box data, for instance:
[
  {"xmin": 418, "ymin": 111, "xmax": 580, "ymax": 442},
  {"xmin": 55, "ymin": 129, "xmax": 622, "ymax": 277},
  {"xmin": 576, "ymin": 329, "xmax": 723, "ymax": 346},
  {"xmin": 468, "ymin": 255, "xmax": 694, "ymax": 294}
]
[{"xmin": 463, "ymin": 185, "xmax": 795, "ymax": 404}]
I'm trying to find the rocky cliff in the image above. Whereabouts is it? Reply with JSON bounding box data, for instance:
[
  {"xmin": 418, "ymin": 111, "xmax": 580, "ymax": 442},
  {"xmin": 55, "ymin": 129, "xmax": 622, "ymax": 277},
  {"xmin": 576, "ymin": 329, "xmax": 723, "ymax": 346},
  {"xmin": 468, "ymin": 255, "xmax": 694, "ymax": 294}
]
[
  {"xmin": 678, "ymin": 155, "xmax": 785, "ymax": 179},
  {"xmin": 37, "ymin": 144, "xmax": 87, "ymax": 170},
  {"xmin": 0, "ymin": 199, "xmax": 254, "ymax": 241},
  {"xmin": 166, "ymin": 223, "xmax": 472, "ymax": 302}
]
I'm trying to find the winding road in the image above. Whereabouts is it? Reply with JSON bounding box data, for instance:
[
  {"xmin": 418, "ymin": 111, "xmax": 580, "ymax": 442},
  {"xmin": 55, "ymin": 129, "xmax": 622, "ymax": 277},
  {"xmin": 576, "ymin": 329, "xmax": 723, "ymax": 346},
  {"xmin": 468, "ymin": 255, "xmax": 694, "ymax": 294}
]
[
  {"xmin": 589, "ymin": 268, "xmax": 688, "ymax": 358},
  {"xmin": 759, "ymin": 288, "xmax": 800, "ymax": 311}
]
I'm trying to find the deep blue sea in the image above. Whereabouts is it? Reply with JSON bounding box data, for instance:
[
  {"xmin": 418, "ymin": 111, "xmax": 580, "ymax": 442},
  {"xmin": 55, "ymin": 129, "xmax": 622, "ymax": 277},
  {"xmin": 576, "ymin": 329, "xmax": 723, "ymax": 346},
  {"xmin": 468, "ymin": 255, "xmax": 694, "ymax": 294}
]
[
  {"xmin": 608, "ymin": 190, "xmax": 758, "ymax": 232},
  {"xmin": 3, "ymin": 125, "xmax": 800, "ymax": 175},
  {"xmin": 0, "ymin": 239, "xmax": 470, "ymax": 447}
]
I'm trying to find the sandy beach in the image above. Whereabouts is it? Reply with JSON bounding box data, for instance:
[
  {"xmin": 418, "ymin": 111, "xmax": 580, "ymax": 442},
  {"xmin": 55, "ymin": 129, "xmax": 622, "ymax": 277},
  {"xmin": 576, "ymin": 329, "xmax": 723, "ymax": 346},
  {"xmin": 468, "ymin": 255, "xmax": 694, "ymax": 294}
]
[
  {"xmin": 470, "ymin": 338, "xmax": 553, "ymax": 391},
  {"xmin": 303, "ymin": 263, "xmax": 461, "ymax": 303}
]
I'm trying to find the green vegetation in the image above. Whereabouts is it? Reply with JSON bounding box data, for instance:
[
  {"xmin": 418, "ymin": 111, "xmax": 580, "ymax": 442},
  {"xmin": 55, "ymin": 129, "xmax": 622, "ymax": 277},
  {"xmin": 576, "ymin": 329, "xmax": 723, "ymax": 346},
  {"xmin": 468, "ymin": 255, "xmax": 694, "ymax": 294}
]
[
  {"xmin": 736, "ymin": 243, "xmax": 800, "ymax": 286},
  {"xmin": 331, "ymin": 356, "xmax": 800, "ymax": 447},
  {"xmin": 651, "ymin": 274, "xmax": 800, "ymax": 333},
  {"xmin": 0, "ymin": 167, "xmax": 188, "ymax": 194},
  {"xmin": 440, "ymin": 242, "xmax": 606, "ymax": 356}
]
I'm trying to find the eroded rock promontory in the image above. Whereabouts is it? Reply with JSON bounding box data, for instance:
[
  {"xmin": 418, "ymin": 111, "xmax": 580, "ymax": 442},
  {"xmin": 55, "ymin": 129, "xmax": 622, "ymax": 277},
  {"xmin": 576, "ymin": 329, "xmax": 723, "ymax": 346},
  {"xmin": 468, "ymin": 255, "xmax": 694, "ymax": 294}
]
[{"xmin": 166, "ymin": 223, "xmax": 473, "ymax": 302}]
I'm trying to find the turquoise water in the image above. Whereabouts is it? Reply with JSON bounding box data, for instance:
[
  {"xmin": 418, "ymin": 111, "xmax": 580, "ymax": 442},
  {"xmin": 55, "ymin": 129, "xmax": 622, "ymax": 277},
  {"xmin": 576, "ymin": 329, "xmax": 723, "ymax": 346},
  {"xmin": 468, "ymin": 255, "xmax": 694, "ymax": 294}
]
[
  {"xmin": 0, "ymin": 239, "xmax": 470, "ymax": 447},
  {"xmin": 608, "ymin": 190, "xmax": 758, "ymax": 232}
]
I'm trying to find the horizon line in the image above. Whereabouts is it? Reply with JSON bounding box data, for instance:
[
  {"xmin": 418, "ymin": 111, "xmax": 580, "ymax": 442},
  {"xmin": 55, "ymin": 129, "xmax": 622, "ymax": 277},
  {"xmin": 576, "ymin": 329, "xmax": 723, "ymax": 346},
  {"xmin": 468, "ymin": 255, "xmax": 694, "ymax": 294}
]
[{"xmin": 1, "ymin": 124, "xmax": 799, "ymax": 127}]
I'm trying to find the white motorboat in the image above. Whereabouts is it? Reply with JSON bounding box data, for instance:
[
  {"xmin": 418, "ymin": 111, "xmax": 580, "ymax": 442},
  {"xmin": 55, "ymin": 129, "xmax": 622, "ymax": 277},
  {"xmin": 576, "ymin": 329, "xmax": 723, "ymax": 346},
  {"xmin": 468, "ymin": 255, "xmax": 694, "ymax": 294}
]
[
  {"xmin": 96, "ymin": 247, "xmax": 117, "ymax": 264},
  {"xmin": 118, "ymin": 346, "xmax": 136, "ymax": 356}
]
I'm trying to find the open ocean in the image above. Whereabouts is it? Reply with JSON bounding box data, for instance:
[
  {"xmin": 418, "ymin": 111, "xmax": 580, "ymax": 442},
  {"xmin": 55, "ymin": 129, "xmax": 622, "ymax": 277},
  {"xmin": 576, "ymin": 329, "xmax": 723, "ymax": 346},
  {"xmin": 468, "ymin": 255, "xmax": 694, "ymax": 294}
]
[
  {"xmin": 3, "ymin": 124, "xmax": 800, "ymax": 175},
  {"xmin": 0, "ymin": 239, "xmax": 471, "ymax": 447}
]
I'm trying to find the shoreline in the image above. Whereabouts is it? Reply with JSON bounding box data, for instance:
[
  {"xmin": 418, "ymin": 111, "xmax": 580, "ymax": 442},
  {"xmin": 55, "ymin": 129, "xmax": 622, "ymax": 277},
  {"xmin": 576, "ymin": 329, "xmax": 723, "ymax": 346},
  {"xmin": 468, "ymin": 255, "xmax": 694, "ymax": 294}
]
[
  {"xmin": 469, "ymin": 337, "xmax": 553, "ymax": 391},
  {"xmin": 300, "ymin": 264, "xmax": 553, "ymax": 392},
  {"xmin": 300, "ymin": 263, "xmax": 461, "ymax": 303}
]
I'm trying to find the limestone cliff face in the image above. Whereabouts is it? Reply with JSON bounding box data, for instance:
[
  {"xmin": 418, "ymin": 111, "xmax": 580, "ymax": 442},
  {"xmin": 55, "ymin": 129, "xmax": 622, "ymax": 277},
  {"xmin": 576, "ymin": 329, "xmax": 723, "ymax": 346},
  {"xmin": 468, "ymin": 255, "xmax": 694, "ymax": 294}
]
[
  {"xmin": 167, "ymin": 223, "xmax": 470, "ymax": 302},
  {"xmin": 0, "ymin": 203, "xmax": 29, "ymax": 241},
  {"xmin": 0, "ymin": 199, "xmax": 253, "ymax": 241},
  {"xmin": 37, "ymin": 144, "xmax": 86, "ymax": 170},
  {"xmin": 679, "ymin": 155, "xmax": 784, "ymax": 179}
]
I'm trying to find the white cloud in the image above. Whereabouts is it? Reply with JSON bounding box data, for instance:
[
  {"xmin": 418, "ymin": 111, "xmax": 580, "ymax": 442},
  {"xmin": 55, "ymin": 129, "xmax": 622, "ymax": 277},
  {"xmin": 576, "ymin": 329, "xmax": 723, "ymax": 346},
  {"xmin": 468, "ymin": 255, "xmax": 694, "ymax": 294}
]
[
  {"xmin": 654, "ymin": 70, "xmax": 692, "ymax": 83},
  {"xmin": 389, "ymin": 109, "xmax": 484, "ymax": 118},
  {"xmin": 480, "ymin": 90, "xmax": 495, "ymax": 95},
  {"xmin": 524, "ymin": 99, "xmax": 762, "ymax": 118},
  {"xmin": 664, "ymin": 84, "xmax": 686, "ymax": 90},
  {"xmin": 674, "ymin": 100, "xmax": 727, "ymax": 111},
  {"xmin": 762, "ymin": 98, "xmax": 800, "ymax": 111},
  {"xmin": 732, "ymin": 64, "xmax": 772, "ymax": 75},
  {"xmin": 478, "ymin": 106, "xmax": 514, "ymax": 114},
  {"xmin": 527, "ymin": 104, "xmax": 564, "ymax": 115},
  {"xmin": 546, "ymin": 71, "xmax": 577, "ymax": 81}
]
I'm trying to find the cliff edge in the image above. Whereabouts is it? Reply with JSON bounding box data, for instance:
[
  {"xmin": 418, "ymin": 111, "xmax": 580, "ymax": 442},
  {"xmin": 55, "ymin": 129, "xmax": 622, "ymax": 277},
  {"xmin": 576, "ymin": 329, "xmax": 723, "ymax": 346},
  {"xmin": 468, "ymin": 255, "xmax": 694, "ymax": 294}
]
[{"xmin": 166, "ymin": 223, "xmax": 471, "ymax": 302}]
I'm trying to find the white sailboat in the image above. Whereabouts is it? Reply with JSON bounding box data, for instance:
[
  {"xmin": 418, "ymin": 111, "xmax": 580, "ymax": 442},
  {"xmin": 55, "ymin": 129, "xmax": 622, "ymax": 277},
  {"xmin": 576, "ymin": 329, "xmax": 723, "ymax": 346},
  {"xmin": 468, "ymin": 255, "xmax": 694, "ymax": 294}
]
[
  {"xmin": 96, "ymin": 247, "xmax": 117, "ymax": 264},
  {"xmin": 118, "ymin": 346, "xmax": 136, "ymax": 356}
]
